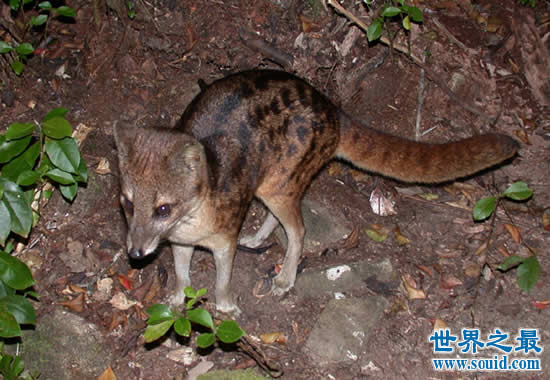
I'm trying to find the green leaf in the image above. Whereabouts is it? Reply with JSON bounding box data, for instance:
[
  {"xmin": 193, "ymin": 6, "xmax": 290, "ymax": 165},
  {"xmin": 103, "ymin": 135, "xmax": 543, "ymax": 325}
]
[
  {"xmin": 0, "ymin": 41, "xmax": 14, "ymax": 53},
  {"xmin": 174, "ymin": 317, "xmax": 191, "ymax": 337},
  {"xmin": 45, "ymin": 137, "xmax": 80, "ymax": 173},
  {"xmin": 365, "ymin": 228, "xmax": 388, "ymax": 242},
  {"xmin": 473, "ymin": 196, "xmax": 496, "ymax": 221},
  {"xmin": 367, "ymin": 19, "xmax": 383, "ymax": 42},
  {"xmin": 1, "ymin": 155, "xmax": 32, "ymax": 182},
  {"xmin": 0, "ymin": 295, "xmax": 36, "ymax": 325},
  {"xmin": 184, "ymin": 286, "xmax": 196, "ymax": 298},
  {"xmin": 0, "ymin": 135, "xmax": 32, "ymax": 163},
  {"xmin": 38, "ymin": 1, "xmax": 53, "ymax": 10},
  {"xmin": 5, "ymin": 122, "xmax": 34, "ymax": 141},
  {"xmin": 0, "ymin": 179, "xmax": 32, "ymax": 238},
  {"xmin": 15, "ymin": 43, "xmax": 34, "ymax": 57},
  {"xmin": 16, "ymin": 170, "xmax": 40, "ymax": 186},
  {"xmin": 195, "ymin": 288, "xmax": 207, "ymax": 298},
  {"xmin": 216, "ymin": 320, "xmax": 244, "ymax": 344},
  {"xmin": 146, "ymin": 304, "xmax": 175, "ymax": 325},
  {"xmin": 42, "ymin": 116, "xmax": 72, "ymax": 139},
  {"xmin": 45, "ymin": 168, "xmax": 75, "ymax": 185},
  {"xmin": 407, "ymin": 6, "xmax": 424, "ymax": 22},
  {"xmin": 30, "ymin": 14, "xmax": 48, "ymax": 26},
  {"xmin": 196, "ymin": 333, "xmax": 215, "ymax": 348},
  {"xmin": 382, "ymin": 6, "xmax": 401, "ymax": 17},
  {"xmin": 498, "ymin": 255, "xmax": 524, "ymax": 271},
  {"xmin": 0, "ymin": 203, "xmax": 11, "ymax": 246},
  {"xmin": 187, "ymin": 308, "xmax": 214, "ymax": 330},
  {"xmin": 60, "ymin": 183, "xmax": 78, "ymax": 201},
  {"xmin": 0, "ymin": 280, "xmax": 16, "ymax": 297},
  {"xmin": 54, "ymin": 6, "xmax": 76, "ymax": 17},
  {"xmin": 23, "ymin": 141, "xmax": 40, "ymax": 168},
  {"xmin": 144, "ymin": 319, "xmax": 174, "ymax": 343},
  {"xmin": 0, "ymin": 251, "xmax": 34, "ymax": 290},
  {"xmin": 503, "ymin": 181, "xmax": 533, "ymax": 201},
  {"xmin": 9, "ymin": 0, "xmax": 21, "ymax": 12},
  {"xmin": 402, "ymin": 15, "xmax": 411, "ymax": 31},
  {"xmin": 75, "ymin": 157, "xmax": 88, "ymax": 183},
  {"xmin": 517, "ymin": 256, "xmax": 540, "ymax": 292},
  {"xmin": 0, "ymin": 310, "xmax": 21, "ymax": 338},
  {"xmin": 43, "ymin": 107, "xmax": 69, "ymax": 122},
  {"xmin": 11, "ymin": 60, "xmax": 24, "ymax": 76}
]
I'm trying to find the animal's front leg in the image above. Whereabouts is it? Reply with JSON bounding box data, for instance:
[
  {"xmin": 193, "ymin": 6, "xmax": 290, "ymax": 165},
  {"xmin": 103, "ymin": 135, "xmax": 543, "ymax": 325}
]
[
  {"xmin": 170, "ymin": 244, "xmax": 194, "ymax": 305},
  {"xmin": 212, "ymin": 240, "xmax": 241, "ymax": 316}
]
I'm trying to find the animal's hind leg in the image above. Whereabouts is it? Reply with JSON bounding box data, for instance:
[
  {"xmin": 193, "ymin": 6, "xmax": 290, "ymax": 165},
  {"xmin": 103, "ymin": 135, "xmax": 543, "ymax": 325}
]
[
  {"xmin": 261, "ymin": 196, "xmax": 305, "ymax": 295},
  {"xmin": 239, "ymin": 212, "xmax": 279, "ymax": 248}
]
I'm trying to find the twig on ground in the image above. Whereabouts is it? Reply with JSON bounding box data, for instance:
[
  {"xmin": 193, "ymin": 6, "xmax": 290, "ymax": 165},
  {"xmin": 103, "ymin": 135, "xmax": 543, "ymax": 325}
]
[
  {"xmin": 431, "ymin": 17, "xmax": 473, "ymax": 54},
  {"xmin": 325, "ymin": 0, "xmax": 494, "ymax": 122},
  {"xmin": 415, "ymin": 55, "xmax": 426, "ymax": 140}
]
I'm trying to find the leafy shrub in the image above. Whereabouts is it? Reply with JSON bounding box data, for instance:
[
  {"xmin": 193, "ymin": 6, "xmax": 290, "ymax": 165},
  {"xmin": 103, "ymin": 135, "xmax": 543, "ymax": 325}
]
[
  {"xmin": 0, "ymin": 1, "xmax": 75, "ymax": 75},
  {"xmin": 365, "ymin": 0, "xmax": 423, "ymax": 42},
  {"xmin": 473, "ymin": 181, "xmax": 539, "ymax": 291},
  {"xmin": 0, "ymin": 108, "xmax": 87, "ymax": 377},
  {"xmin": 145, "ymin": 287, "xmax": 245, "ymax": 349}
]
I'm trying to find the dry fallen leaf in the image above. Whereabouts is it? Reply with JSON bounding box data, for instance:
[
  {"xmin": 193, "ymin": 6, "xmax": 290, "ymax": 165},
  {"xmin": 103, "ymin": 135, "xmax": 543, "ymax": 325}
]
[
  {"xmin": 514, "ymin": 129, "xmax": 530, "ymax": 145},
  {"xmin": 504, "ymin": 223, "xmax": 521, "ymax": 243},
  {"xmin": 532, "ymin": 300, "xmax": 550, "ymax": 310},
  {"xmin": 464, "ymin": 262, "xmax": 481, "ymax": 278},
  {"xmin": 110, "ymin": 292, "xmax": 139, "ymax": 311},
  {"xmin": 475, "ymin": 240, "xmax": 489, "ymax": 256},
  {"xmin": 440, "ymin": 274, "xmax": 463, "ymax": 290},
  {"xmin": 108, "ymin": 310, "xmax": 128, "ymax": 332},
  {"xmin": 365, "ymin": 224, "xmax": 389, "ymax": 242},
  {"xmin": 118, "ymin": 274, "xmax": 133, "ymax": 290},
  {"xmin": 417, "ymin": 264, "xmax": 433, "ymax": 277},
  {"xmin": 59, "ymin": 293, "xmax": 85, "ymax": 313},
  {"xmin": 260, "ymin": 331, "xmax": 287, "ymax": 345},
  {"xmin": 497, "ymin": 244, "xmax": 511, "ymax": 257},
  {"xmin": 402, "ymin": 274, "xmax": 426, "ymax": 300},
  {"xmin": 393, "ymin": 226, "xmax": 410, "ymax": 246},
  {"xmin": 98, "ymin": 367, "xmax": 117, "ymax": 380},
  {"xmin": 341, "ymin": 225, "xmax": 360, "ymax": 250},
  {"xmin": 369, "ymin": 188, "xmax": 396, "ymax": 216},
  {"xmin": 95, "ymin": 157, "xmax": 112, "ymax": 175},
  {"xmin": 433, "ymin": 318, "xmax": 449, "ymax": 331},
  {"xmin": 543, "ymin": 212, "xmax": 550, "ymax": 231}
]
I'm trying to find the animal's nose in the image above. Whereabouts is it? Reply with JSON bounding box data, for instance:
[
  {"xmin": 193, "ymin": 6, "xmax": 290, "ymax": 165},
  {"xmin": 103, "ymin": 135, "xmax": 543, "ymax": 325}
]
[{"xmin": 128, "ymin": 247, "xmax": 145, "ymax": 259}]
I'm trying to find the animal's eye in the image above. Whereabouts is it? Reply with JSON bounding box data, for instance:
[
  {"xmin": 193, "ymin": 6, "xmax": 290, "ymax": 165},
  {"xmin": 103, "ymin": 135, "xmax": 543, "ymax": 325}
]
[
  {"xmin": 121, "ymin": 195, "xmax": 134, "ymax": 216},
  {"xmin": 155, "ymin": 204, "xmax": 171, "ymax": 218}
]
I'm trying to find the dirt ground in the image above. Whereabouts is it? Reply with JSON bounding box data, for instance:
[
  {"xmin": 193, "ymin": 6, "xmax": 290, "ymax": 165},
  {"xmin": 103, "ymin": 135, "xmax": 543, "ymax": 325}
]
[{"xmin": 1, "ymin": 0, "xmax": 550, "ymax": 379}]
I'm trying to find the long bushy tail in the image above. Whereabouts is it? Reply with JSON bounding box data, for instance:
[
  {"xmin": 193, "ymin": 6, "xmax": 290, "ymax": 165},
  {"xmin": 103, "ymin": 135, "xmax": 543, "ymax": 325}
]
[{"xmin": 335, "ymin": 112, "xmax": 519, "ymax": 183}]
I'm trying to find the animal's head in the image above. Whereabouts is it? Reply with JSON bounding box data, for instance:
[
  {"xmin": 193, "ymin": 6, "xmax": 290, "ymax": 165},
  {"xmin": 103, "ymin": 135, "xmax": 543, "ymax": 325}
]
[{"xmin": 113, "ymin": 125, "xmax": 208, "ymax": 259}]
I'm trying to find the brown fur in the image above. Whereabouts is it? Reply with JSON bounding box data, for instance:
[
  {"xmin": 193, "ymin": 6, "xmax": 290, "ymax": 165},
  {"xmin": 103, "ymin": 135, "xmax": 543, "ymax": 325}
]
[{"xmin": 114, "ymin": 70, "xmax": 519, "ymax": 314}]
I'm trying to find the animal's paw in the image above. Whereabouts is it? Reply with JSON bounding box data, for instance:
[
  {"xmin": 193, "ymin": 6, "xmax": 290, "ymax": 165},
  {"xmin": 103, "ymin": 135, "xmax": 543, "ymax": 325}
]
[
  {"xmin": 216, "ymin": 301, "xmax": 242, "ymax": 318},
  {"xmin": 271, "ymin": 275, "xmax": 293, "ymax": 296},
  {"xmin": 238, "ymin": 234, "xmax": 263, "ymax": 248}
]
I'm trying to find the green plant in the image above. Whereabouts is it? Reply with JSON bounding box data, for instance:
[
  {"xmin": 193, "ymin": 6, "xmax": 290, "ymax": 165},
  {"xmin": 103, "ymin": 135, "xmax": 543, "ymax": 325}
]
[
  {"xmin": 145, "ymin": 287, "xmax": 245, "ymax": 349},
  {"xmin": 0, "ymin": 42, "xmax": 34, "ymax": 76},
  {"xmin": 1, "ymin": 1, "xmax": 75, "ymax": 75},
  {"xmin": 126, "ymin": 1, "xmax": 136, "ymax": 20},
  {"xmin": 0, "ymin": 342, "xmax": 38, "ymax": 380},
  {"xmin": 1, "ymin": 108, "xmax": 88, "ymax": 248},
  {"xmin": 520, "ymin": 0, "xmax": 536, "ymax": 7},
  {"xmin": 365, "ymin": 0, "xmax": 423, "ymax": 42},
  {"xmin": 473, "ymin": 181, "xmax": 539, "ymax": 291},
  {"xmin": 0, "ymin": 107, "xmax": 86, "ymax": 377}
]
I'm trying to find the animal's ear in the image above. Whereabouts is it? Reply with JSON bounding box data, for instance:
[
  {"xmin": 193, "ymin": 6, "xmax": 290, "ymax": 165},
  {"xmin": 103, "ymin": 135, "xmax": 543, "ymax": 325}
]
[
  {"xmin": 170, "ymin": 138, "xmax": 206, "ymax": 174},
  {"xmin": 113, "ymin": 123, "xmax": 136, "ymax": 162}
]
